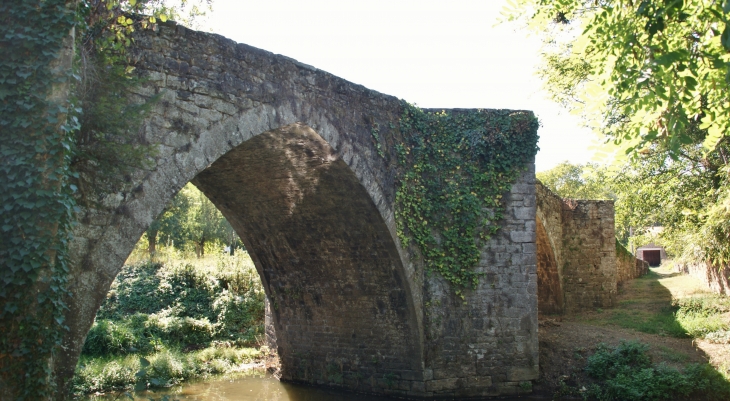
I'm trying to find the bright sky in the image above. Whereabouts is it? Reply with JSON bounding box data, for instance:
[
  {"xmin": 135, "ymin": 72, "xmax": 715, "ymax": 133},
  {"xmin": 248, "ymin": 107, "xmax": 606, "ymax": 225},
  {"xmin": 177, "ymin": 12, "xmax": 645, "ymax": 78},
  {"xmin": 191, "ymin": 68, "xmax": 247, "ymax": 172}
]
[{"xmin": 199, "ymin": 0, "xmax": 599, "ymax": 172}]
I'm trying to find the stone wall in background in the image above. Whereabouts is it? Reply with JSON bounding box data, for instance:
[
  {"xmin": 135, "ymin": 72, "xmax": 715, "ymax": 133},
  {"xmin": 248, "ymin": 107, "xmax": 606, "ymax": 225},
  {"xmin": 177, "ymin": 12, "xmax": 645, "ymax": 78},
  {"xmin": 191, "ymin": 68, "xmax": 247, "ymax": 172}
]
[
  {"xmin": 616, "ymin": 241, "xmax": 649, "ymax": 284},
  {"xmin": 676, "ymin": 261, "xmax": 730, "ymax": 296},
  {"xmin": 536, "ymin": 182, "xmax": 627, "ymax": 314},
  {"xmin": 560, "ymin": 198, "xmax": 617, "ymax": 312}
]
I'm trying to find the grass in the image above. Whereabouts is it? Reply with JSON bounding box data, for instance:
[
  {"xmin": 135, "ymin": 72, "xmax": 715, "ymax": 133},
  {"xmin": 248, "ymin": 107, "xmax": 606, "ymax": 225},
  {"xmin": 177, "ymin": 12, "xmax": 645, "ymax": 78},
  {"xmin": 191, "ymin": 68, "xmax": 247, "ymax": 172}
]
[
  {"xmin": 73, "ymin": 345, "xmax": 264, "ymax": 396},
  {"xmin": 578, "ymin": 267, "xmax": 730, "ymax": 340},
  {"xmin": 73, "ymin": 251, "xmax": 267, "ymax": 396},
  {"xmin": 556, "ymin": 263, "xmax": 730, "ymax": 400}
]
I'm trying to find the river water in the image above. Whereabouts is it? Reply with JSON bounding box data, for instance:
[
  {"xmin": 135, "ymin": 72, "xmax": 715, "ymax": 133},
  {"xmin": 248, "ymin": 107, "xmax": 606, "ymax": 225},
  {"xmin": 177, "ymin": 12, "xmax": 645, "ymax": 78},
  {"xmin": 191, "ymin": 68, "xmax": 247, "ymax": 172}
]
[
  {"xmin": 83, "ymin": 370, "xmax": 408, "ymax": 401},
  {"xmin": 82, "ymin": 370, "xmax": 539, "ymax": 401}
]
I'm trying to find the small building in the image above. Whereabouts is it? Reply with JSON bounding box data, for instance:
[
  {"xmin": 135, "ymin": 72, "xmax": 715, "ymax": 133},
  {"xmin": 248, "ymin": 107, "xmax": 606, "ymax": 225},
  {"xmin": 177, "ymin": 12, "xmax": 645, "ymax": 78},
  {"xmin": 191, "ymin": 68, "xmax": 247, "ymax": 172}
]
[{"xmin": 636, "ymin": 243, "xmax": 667, "ymax": 266}]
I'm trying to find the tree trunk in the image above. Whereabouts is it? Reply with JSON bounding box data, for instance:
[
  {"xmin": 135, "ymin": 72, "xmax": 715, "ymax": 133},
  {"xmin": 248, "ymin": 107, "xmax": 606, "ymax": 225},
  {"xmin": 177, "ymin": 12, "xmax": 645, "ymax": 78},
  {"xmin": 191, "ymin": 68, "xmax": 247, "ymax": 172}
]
[{"xmin": 148, "ymin": 228, "xmax": 158, "ymax": 259}]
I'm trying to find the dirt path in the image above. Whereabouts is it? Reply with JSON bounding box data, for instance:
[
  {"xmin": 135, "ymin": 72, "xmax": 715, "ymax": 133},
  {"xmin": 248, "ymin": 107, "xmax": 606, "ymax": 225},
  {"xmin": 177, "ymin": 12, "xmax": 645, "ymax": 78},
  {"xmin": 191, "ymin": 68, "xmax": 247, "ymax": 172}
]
[{"xmin": 535, "ymin": 266, "xmax": 730, "ymax": 396}]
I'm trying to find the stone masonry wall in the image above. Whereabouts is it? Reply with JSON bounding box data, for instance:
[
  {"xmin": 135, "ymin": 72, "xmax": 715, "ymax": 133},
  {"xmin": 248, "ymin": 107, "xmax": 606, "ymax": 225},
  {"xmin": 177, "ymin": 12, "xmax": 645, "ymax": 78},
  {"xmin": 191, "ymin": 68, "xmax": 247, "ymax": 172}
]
[
  {"xmin": 421, "ymin": 167, "xmax": 539, "ymax": 398},
  {"xmin": 560, "ymin": 199, "xmax": 617, "ymax": 312},
  {"xmin": 535, "ymin": 182, "xmax": 617, "ymax": 314},
  {"xmin": 616, "ymin": 241, "xmax": 649, "ymax": 285},
  {"xmin": 535, "ymin": 182, "xmax": 565, "ymax": 314},
  {"xmin": 676, "ymin": 261, "xmax": 730, "ymax": 296},
  {"xmin": 58, "ymin": 20, "xmax": 542, "ymax": 398}
]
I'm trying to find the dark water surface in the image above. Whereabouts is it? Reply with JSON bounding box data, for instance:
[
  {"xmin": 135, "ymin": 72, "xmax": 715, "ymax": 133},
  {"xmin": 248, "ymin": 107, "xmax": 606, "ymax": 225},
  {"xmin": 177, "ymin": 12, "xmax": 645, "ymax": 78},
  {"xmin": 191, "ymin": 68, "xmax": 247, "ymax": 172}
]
[{"xmin": 83, "ymin": 371, "xmax": 536, "ymax": 401}]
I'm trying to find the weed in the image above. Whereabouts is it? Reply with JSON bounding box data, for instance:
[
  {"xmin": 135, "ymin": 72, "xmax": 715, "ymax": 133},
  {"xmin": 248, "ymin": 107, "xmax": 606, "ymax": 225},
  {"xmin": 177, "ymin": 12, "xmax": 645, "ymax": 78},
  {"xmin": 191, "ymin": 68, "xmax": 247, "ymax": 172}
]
[{"xmin": 383, "ymin": 372, "xmax": 397, "ymax": 388}]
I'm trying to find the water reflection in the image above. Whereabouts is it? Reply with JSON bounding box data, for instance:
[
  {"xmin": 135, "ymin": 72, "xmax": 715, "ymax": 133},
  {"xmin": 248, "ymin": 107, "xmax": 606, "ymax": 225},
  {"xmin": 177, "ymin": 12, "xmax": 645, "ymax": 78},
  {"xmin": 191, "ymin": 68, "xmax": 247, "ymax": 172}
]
[{"xmin": 84, "ymin": 371, "xmax": 394, "ymax": 401}]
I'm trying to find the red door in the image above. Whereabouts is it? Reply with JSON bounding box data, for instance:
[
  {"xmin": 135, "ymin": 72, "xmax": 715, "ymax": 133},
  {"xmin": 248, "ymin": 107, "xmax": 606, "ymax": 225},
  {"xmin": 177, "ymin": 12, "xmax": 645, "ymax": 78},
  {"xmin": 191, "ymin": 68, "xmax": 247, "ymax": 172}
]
[{"xmin": 643, "ymin": 250, "xmax": 661, "ymax": 267}]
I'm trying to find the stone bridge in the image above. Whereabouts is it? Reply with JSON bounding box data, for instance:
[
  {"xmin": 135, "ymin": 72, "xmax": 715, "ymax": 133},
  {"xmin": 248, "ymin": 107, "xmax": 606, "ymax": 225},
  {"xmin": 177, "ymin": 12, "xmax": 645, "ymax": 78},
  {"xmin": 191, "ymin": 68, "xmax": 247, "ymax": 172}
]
[
  {"xmin": 58, "ymin": 21, "xmax": 539, "ymax": 399},
  {"xmin": 56, "ymin": 21, "xmax": 644, "ymax": 399}
]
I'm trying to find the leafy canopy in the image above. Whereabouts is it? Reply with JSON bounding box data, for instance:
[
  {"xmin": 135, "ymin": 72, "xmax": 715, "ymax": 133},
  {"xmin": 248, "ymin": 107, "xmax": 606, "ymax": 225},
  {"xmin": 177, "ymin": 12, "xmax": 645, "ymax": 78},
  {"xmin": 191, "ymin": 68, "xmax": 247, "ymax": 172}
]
[{"xmin": 504, "ymin": 0, "xmax": 730, "ymax": 157}]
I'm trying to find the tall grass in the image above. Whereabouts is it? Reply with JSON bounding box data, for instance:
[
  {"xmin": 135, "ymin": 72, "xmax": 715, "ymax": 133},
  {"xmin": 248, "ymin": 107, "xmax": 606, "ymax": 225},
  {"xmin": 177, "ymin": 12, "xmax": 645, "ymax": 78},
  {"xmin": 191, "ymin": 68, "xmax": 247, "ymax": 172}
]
[
  {"xmin": 674, "ymin": 294, "xmax": 730, "ymax": 341},
  {"xmin": 73, "ymin": 345, "xmax": 264, "ymax": 395}
]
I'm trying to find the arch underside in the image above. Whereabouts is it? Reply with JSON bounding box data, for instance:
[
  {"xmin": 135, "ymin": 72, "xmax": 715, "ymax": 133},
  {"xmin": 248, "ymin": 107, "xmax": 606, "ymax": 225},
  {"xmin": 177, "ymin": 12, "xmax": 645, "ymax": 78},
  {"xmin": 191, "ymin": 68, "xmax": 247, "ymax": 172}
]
[
  {"xmin": 192, "ymin": 123, "xmax": 421, "ymax": 387},
  {"xmin": 536, "ymin": 216, "xmax": 563, "ymax": 315}
]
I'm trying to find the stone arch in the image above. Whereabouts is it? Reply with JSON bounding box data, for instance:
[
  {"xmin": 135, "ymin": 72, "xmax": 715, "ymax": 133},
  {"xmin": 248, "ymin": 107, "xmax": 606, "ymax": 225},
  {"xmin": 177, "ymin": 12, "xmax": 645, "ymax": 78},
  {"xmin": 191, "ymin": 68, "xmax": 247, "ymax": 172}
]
[
  {"xmin": 61, "ymin": 120, "xmax": 423, "ymax": 394},
  {"xmin": 192, "ymin": 123, "xmax": 422, "ymax": 384},
  {"xmin": 56, "ymin": 21, "xmax": 541, "ymax": 398},
  {"xmin": 536, "ymin": 215, "xmax": 563, "ymax": 315},
  {"xmin": 58, "ymin": 21, "xmax": 426, "ymax": 393}
]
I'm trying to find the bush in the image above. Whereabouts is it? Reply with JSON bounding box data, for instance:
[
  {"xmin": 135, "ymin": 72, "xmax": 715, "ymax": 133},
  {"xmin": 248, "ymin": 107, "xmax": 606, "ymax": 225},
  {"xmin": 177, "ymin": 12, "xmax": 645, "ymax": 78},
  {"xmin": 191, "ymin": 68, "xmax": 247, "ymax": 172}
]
[
  {"xmin": 585, "ymin": 341, "xmax": 730, "ymax": 401},
  {"xmin": 82, "ymin": 253, "xmax": 265, "ymax": 357},
  {"xmin": 82, "ymin": 319, "xmax": 137, "ymax": 356},
  {"xmin": 585, "ymin": 341, "xmax": 651, "ymax": 380}
]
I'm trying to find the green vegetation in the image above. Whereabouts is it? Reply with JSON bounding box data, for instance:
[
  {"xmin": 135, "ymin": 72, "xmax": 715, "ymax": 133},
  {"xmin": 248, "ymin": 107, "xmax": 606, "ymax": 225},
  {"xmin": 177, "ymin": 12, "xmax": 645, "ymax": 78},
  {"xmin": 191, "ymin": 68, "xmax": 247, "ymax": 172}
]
[
  {"xmin": 72, "ymin": 253, "xmax": 265, "ymax": 396},
  {"xmin": 73, "ymin": 346, "xmax": 262, "ymax": 396},
  {"xmin": 146, "ymin": 183, "xmax": 240, "ymax": 258},
  {"xmin": 580, "ymin": 341, "xmax": 730, "ymax": 401},
  {"xmin": 537, "ymin": 161, "xmax": 615, "ymax": 200},
  {"xmin": 579, "ymin": 269, "xmax": 730, "ymax": 341},
  {"xmin": 555, "ymin": 269, "xmax": 730, "ymax": 400},
  {"xmin": 1, "ymin": 1, "xmax": 214, "ymax": 397},
  {"xmin": 504, "ymin": 0, "xmax": 730, "ymax": 155},
  {"xmin": 1, "ymin": 2, "xmax": 82, "ymax": 398},
  {"xmin": 506, "ymin": 0, "xmax": 730, "ymax": 268},
  {"xmin": 392, "ymin": 104, "xmax": 539, "ymax": 291}
]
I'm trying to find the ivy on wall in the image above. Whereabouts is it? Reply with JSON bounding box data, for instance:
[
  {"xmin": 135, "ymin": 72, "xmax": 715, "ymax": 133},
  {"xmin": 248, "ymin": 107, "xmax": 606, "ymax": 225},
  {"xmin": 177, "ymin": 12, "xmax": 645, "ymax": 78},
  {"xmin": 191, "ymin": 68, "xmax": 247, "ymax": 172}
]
[
  {"xmin": 391, "ymin": 103, "xmax": 539, "ymax": 292},
  {"xmin": 0, "ymin": 1, "xmax": 78, "ymax": 399}
]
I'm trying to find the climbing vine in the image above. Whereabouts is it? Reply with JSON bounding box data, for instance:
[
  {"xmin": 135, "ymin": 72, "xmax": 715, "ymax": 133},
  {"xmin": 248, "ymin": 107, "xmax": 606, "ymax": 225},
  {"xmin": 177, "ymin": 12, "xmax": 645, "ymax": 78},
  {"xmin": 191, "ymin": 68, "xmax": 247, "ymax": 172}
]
[
  {"xmin": 393, "ymin": 103, "xmax": 538, "ymax": 292},
  {"xmin": 0, "ymin": 1, "xmax": 184, "ymax": 399},
  {"xmin": 0, "ymin": 1, "xmax": 78, "ymax": 399}
]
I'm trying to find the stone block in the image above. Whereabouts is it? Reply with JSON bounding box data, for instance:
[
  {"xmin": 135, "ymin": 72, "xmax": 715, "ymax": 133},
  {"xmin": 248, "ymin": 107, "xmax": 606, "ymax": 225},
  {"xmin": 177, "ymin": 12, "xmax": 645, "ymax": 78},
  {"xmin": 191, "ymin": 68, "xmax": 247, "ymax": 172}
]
[
  {"xmin": 425, "ymin": 378, "xmax": 459, "ymax": 392},
  {"xmin": 510, "ymin": 231, "xmax": 535, "ymax": 243}
]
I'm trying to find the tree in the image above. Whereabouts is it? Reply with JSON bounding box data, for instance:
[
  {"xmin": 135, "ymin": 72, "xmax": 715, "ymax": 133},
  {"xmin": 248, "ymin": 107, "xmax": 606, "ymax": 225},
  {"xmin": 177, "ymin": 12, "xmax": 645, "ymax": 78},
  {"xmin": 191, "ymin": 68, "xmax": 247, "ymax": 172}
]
[
  {"xmin": 506, "ymin": 0, "xmax": 730, "ymax": 266},
  {"xmin": 537, "ymin": 161, "xmax": 616, "ymax": 199},
  {"xmin": 504, "ymin": 0, "xmax": 730, "ymax": 156},
  {"xmin": 146, "ymin": 183, "xmax": 237, "ymax": 258}
]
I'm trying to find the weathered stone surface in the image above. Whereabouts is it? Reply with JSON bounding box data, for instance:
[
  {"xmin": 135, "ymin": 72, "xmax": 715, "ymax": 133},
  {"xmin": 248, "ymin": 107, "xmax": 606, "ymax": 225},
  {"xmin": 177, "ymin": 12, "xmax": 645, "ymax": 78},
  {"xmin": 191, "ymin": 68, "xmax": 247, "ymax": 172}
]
[
  {"xmin": 617, "ymin": 242, "xmax": 649, "ymax": 284},
  {"xmin": 56, "ymin": 20, "xmax": 541, "ymax": 398},
  {"xmin": 676, "ymin": 261, "xmax": 730, "ymax": 296},
  {"xmin": 535, "ymin": 182, "xmax": 648, "ymax": 315}
]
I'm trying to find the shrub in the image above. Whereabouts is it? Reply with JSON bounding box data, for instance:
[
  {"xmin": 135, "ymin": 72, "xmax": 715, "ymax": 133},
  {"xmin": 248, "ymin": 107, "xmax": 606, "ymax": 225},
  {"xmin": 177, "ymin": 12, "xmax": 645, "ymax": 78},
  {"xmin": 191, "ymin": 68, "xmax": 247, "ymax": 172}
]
[
  {"xmin": 82, "ymin": 254, "xmax": 265, "ymax": 357},
  {"xmin": 585, "ymin": 341, "xmax": 730, "ymax": 401},
  {"xmin": 82, "ymin": 319, "xmax": 137, "ymax": 356}
]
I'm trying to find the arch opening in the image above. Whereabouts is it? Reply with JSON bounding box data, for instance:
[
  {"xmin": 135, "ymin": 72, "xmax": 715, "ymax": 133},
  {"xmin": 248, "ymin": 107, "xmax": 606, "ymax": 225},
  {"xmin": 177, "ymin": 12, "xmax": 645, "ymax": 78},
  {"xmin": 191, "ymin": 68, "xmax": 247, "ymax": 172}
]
[{"xmin": 67, "ymin": 122, "xmax": 422, "ymax": 394}]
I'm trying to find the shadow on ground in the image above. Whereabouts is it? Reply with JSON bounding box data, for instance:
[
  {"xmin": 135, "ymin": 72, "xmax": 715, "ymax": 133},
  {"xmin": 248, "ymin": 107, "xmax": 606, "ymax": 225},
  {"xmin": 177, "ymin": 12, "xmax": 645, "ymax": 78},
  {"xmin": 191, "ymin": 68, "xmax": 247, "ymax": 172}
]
[{"xmin": 536, "ymin": 266, "xmax": 730, "ymax": 399}]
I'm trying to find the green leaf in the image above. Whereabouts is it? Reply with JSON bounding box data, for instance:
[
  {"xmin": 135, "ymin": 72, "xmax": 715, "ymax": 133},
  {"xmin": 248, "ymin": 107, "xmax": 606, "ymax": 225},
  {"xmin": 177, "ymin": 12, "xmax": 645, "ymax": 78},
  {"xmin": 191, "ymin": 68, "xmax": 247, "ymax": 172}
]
[{"xmin": 722, "ymin": 23, "xmax": 730, "ymax": 51}]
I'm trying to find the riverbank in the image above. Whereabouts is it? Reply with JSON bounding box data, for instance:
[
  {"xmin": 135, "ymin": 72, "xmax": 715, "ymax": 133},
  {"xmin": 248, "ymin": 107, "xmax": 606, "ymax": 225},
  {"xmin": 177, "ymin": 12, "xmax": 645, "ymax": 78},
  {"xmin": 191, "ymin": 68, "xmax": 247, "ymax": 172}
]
[
  {"xmin": 76, "ymin": 257, "xmax": 730, "ymax": 399},
  {"xmin": 72, "ymin": 252, "xmax": 267, "ymax": 397},
  {"xmin": 536, "ymin": 265, "xmax": 730, "ymax": 400}
]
